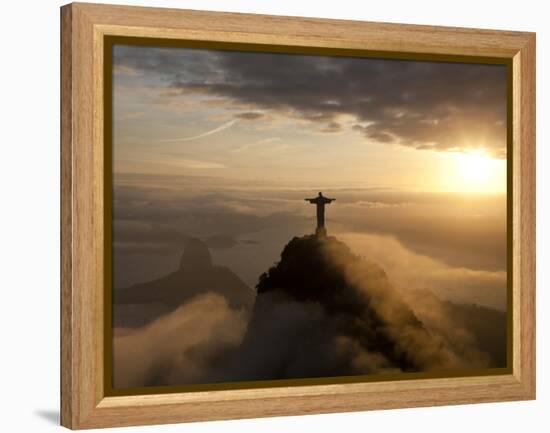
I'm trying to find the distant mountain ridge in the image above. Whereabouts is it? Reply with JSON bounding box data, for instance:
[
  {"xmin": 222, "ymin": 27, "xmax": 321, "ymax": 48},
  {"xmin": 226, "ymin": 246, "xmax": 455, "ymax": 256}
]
[{"xmin": 113, "ymin": 238, "xmax": 254, "ymax": 327}]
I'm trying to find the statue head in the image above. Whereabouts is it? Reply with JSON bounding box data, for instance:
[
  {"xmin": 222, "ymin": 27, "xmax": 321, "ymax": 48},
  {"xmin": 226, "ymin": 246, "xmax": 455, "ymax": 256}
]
[{"xmin": 318, "ymin": 192, "xmax": 323, "ymax": 197}]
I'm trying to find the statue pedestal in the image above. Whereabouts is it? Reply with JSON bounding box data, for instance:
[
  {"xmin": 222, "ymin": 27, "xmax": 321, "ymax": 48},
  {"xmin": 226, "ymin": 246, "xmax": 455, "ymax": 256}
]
[{"xmin": 315, "ymin": 227, "xmax": 327, "ymax": 237}]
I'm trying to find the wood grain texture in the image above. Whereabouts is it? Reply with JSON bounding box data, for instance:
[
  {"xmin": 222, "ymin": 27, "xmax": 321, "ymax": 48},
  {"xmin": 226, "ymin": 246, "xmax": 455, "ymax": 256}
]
[
  {"xmin": 514, "ymin": 33, "xmax": 536, "ymax": 396},
  {"xmin": 60, "ymin": 4, "xmax": 73, "ymax": 429},
  {"xmin": 60, "ymin": 2, "xmax": 536, "ymax": 429}
]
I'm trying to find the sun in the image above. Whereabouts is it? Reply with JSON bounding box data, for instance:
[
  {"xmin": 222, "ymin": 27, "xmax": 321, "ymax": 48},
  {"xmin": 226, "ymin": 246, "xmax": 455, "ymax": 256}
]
[
  {"xmin": 442, "ymin": 149, "xmax": 506, "ymax": 193},
  {"xmin": 455, "ymin": 149, "xmax": 496, "ymax": 183}
]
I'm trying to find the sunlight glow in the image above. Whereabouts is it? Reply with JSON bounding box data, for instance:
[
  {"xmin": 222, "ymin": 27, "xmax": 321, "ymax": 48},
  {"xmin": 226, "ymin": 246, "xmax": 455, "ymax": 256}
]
[{"xmin": 439, "ymin": 149, "xmax": 506, "ymax": 193}]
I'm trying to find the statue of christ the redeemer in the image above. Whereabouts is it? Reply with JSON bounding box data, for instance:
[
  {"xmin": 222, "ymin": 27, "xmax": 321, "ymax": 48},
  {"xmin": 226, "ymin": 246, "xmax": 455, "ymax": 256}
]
[{"xmin": 305, "ymin": 192, "xmax": 335, "ymax": 236}]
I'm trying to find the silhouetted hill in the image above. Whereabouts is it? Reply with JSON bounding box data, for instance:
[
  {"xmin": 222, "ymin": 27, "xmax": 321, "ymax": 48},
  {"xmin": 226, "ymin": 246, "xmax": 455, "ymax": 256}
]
[
  {"xmin": 258, "ymin": 235, "xmax": 363, "ymax": 305},
  {"xmin": 113, "ymin": 238, "xmax": 254, "ymax": 327},
  {"xmin": 205, "ymin": 235, "xmax": 507, "ymax": 384},
  {"xmin": 240, "ymin": 234, "xmax": 447, "ymax": 376}
]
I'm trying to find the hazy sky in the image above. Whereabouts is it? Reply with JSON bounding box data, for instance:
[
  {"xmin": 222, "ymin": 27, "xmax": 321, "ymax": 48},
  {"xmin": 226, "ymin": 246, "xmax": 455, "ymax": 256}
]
[{"xmin": 111, "ymin": 44, "xmax": 508, "ymax": 310}]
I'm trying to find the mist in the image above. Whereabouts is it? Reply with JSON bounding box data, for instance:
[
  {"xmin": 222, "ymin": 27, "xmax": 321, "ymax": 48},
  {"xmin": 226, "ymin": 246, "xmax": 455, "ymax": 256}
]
[{"xmin": 113, "ymin": 233, "xmax": 506, "ymax": 388}]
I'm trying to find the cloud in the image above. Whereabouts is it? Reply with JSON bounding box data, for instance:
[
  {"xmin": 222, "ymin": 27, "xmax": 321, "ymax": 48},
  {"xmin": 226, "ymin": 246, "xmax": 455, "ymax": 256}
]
[
  {"xmin": 172, "ymin": 158, "xmax": 226, "ymax": 169},
  {"xmin": 337, "ymin": 232, "xmax": 506, "ymax": 310},
  {"xmin": 110, "ymin": 181, "xmax": 310, "ymax": 288},
  {"xmin": 234, "ymin": 111, "xmax": 265, "ymax": 120},
  {"xmin": 330, "ymin": 190, "xmax": 507, "ymax": 272},
  {"xmin": 230, "ymin": 137, "xmax": 281, "ymax": 153},
  {"xmin": 110, "ymin": 176, "xmax": 506, "ymax": 291},
  {"xmin": 400, "ymin": 289, "xmax": 506, "ymax": 367},
  {"xmin": 117, "ymin": 111, "xmax": 145, "ymax": 120},
  {"xmin": 113, "ymin": 293, "xmax": 247, "ymax": 388},
  {"xmin": 113, "ymin": 64, "xmax": 140, "ymax": 76},
  {"xmin": 211, "ymin": 234, "xmax": 495, "ymax": 383},
  {"xmin": 319, "ymin": 237, "xmax": 476, "ymax": 371},
  {"xmin": 200, "ymin": 293, "xmax": 400, "ymax": 382},
  {"xmin": 110, "ymin": 175, "xmax": 506, "ymax": 299},
  {"xmin": 113, "ymin": 45, "xmax": 507, "ymax": 157},
  {"xmin": 157, "ymin": 119, "xmax": 237, "ymax": 142},
  {"xmin": 319, "ymin": 121, "xmax": 342, "ymax": 133},
  {"xmin": 204, "ymin": 234, "xmax": 239, "ymax": 249},
  {"xmin": 112, "ymin": 232, "xmax": 506, "ymax": 388}
]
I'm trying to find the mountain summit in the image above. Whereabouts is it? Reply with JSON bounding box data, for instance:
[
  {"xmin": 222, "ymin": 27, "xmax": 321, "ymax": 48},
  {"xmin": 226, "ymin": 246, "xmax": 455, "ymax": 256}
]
[{"xmin": 253, "ymin": 234, "xmax": 429, "ymax": 372}]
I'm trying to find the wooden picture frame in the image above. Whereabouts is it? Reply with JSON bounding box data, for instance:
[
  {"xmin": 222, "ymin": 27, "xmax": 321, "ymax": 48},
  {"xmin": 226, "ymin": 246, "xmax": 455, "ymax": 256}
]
[{"xmin": 60, "ymin": 2, "xmax": 536, "ymax": 429}]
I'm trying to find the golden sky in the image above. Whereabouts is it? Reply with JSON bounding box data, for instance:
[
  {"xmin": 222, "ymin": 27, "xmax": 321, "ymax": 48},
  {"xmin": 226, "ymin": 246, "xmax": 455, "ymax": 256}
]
[
  {"xmin": 111, "ymin": 46, "xmax": 510, "ymax": 388},
  {"xmin": 111, "ymin": 44, "xmax": 508, "ymax": 311},
  {"xmin": 112, "ymin": 45, "xmax": 508, "ymax": 194}
]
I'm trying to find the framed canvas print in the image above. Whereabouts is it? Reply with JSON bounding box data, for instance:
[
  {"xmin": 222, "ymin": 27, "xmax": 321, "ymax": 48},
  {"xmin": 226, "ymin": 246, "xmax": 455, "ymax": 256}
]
[{"xmin": 60, "ymin": 2, "xmax": 536, "ymax": 429}]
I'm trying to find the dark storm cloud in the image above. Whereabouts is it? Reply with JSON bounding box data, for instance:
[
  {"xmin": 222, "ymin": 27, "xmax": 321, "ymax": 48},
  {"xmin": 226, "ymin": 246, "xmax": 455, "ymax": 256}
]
[{"xmin": 113, "ymin": 45, "xmax": 507, "ymax": 156}]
